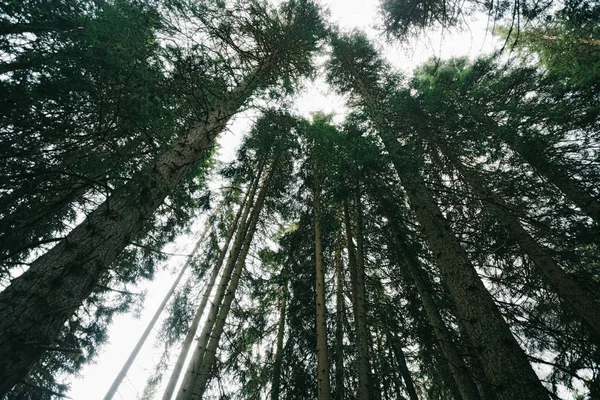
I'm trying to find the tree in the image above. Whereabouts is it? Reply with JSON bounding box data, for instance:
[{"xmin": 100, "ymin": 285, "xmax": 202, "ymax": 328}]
[
  {"xmin": 0, "ymin": 0, "xmax": 326, "ymax": 394},
  {"xmin": 327, "ymin": 31, "xmax": 550, "ymax": 400}
]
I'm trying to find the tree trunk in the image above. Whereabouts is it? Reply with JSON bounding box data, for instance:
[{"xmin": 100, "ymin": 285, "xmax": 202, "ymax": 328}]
[
  {"xmin": 382, "ymin": 145, "xmax": 548, "ymax": 400},
  {"xmin": 445, "ymin": 150, "xmax": 600, "ymax": 342},
  {"xmin": 343, "ymin": 198, "xmax": 372, "ymax": 400},
  {"xmin": 508, "ymin": 137, "xmax": 600, "ymax": 223},
  {"xmin": 385, "ymin": 212, "xmax": 482, "ymax": 400},
  {"xmin": 103, "ymin": 218, "xmax": 212, "ymax": 400},
  {"xmin": 334, "ymin": 236, "xmax": 345, "ymax": 400},
  {"xmin": 0, "ymin": 66, "xmax": 262, "ymax": 395},
  {"xmin": 186, "ymin": 158, "xmax": 278, "ymax": 399},
  {"xmin": 271, "ymin": 278, "xmax": 288, "ymax": 400},
  {"xmin": 388, "ymin": 333, "xmax": 419, "ymax": 400},
  {"xmin": 314, "ymin": 177, "xmax": 332, "ymax": 400},
  {"xmin": 161, "ymin": 190, "xmax": 250, "ymax": 400},
  {"xmin": 175, "ymin": 162, "xmax": 264, "ymax": 400}
]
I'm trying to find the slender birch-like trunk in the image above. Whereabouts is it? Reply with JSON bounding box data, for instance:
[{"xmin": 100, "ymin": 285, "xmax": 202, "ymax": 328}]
[
  {"xmin": 161, "ymin": 189, "xmax": 251, "ymax": 400},
  {"xmin": 175, "ymin": 163, "xmax": 264, "ymax": 400},
  {"xmin": 103, "ymin": 219, "xmax": 213, "ymax": 400},
  {"xmin": 186, "ymin": 158, "xmax": 278, "ymax": 399}
]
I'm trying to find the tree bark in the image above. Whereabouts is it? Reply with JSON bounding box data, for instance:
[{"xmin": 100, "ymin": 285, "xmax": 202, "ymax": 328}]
[
  {"xmin": 381, "ymin": 142, "xmax": 548, "ymax": 400},
  {"xmin": 186, "ymin": 158, "xmax": 277, "ymax": 399},
  {"xmin": 383, "ymin": 210, "xmax": 482, "ymax": 400},
  {"xmin": 445, "ymin": 150, "xmax": 600, "ymax": 342},
  {"xmin": 334, "ymin": 236, "xmax": 345, "ymax": 400},
  {"xmin": 507, "ymin": 136, "xmax": 600, "ymax": 223},
  {"xmin": 343, "ymin": 198, "xmax": 372, "ymax": 400},
  {"xmin": 161, "ymin": 190, "xmax": 250, "ymax": 400},
  {"xmin": 271, "ymin": 278, "xmax": 288, "ymax": 400},
  {"xmin": 314, "ymin": 176, "xmax": 332, "ymax": 400},
  {"xmin": 388, "ymin": 333, "xmax": 419, "ymax": 400},
  {"xmin": 0, "ymin": 65, "xmax": 264, "ymax": 395},
  {"xmin": 175, "ymin": 162, "xmax": 264, "ymax": 400}
]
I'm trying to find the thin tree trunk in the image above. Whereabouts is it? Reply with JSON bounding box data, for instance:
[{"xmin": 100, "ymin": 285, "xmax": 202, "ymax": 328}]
[
  {"xmin": 271, "ymin": 277, "xmax": 288, "ymax": 400},
  {"xmin": 175, "ymin": 162, "xmax": 264, "ymax": 400},
  {"xmin": 161, "ymin": 189, "xmax": 251, "ymax": 400},
  {"xmin": 334, "ymin": 236, "xmax": 345, "ymax": 400},
  {"xmin": 314, "ymin": 176, "xmax": 332, "ymax": 400},
  {"xmin": 0, "ymin": 65, "xmax": 264, "ymax": 394},
  {"xmin": 384, "ymin": 211, "xmax": 482, "ymax": 400},
  {"xmin": 388, "ymin": 333, "xmax": 419, "ymax": 400},
  {"xmin": 445, "ymin": 150, "xmax": 600, "ymax": 342},
  {"xmin": 103, "ymin": 219, "xmax": 213, "ymax": 400},
  {"xmin": 343, "ymin": 198, "xmax": 372, "ymax": 400},
  {"xmin": 186, "ymin": 158, "xmax": 278, "ymax": 399}
]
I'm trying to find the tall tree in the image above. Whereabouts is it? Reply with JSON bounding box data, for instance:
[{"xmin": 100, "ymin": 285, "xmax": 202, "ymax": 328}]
[
  {"xmin": 327, "ymin": 32, "xmax": 550, "ymax": 400},
  {"xmin": 0, "ymin": 0, "xmax": 326, "ymax": 394}
]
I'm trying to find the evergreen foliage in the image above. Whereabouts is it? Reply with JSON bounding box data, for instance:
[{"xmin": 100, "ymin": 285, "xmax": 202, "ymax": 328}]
[{"xmin": 1, "ymin": 0, "xmax": 599, "ymax": 399}]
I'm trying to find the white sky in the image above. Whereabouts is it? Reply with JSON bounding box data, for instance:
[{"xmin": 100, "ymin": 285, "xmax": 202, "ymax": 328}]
[{"xmin": 67, "ymin": 1, "xmax": 501, "ymax": 399}]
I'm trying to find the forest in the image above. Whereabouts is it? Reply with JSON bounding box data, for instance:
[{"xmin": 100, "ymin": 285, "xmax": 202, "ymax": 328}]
[{"xmin": 0, "ymin": 0, "xmax": 599, "ymax": 398}]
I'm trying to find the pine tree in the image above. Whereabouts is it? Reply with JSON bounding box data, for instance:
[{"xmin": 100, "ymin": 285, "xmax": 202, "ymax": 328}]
[{"xmin": 0, "ymin": 0, "xmax": 326, "ymax": 394}]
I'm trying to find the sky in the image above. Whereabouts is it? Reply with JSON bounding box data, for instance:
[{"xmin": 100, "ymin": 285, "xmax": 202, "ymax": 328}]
[{"xmin": 67, "ymin": 1, "xmax": 501, "ymax": 399}]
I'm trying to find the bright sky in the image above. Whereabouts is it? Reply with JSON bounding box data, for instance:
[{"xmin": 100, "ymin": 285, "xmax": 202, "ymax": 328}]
[{"xmin": 68, "ymin": 1, "xmax": 500, "ymax": 399}]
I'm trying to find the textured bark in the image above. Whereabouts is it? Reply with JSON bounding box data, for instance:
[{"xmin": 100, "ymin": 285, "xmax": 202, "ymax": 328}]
[
  {"xmin": 508, "ymin": 137, "xmax": 600, "ymax": 223},
  {"xmin": 334, "ymin": 237, "xmax": 345, "ymax": 400},
  {"xmin": 349, "ymin": 73, "xmax": 547, "ymax": 399},
  {"xmin": 446, "ymin": 151, "xmax": 600, "ymax": 342},
  {"xmin": 388, "ymin": 333, "xmax": 419, "ymax": 400},
  {"xmin": 314, "ymin": 177, "xmax": 332, "ymax": 400},
  {"xmin": 385, "ymin": 213, "xmax": 482, "ymax": 400},
  {"xmin": 382, "ymin": 143, "xmax": 548, "ymax": 400},
  {"xmin": 103, "ymin": 220, "xmax": 212, "ymax": 400},
  {"xmin": 161, "ymin": 192, "xmax": 250, "ymax": 400},
  {"xmin": 187, "ymin": 158, "xmax": 277, "ymax": 399},
  {"xmin": 382, "ymin": 134, "xmax": 548, "ymax": 400},
  {"xmin": 0, "ymin": 67, "xmax": 262, "ymax": 394},
  {"xmin": 343, "ymin": 198, "xmax": 372, "ymax": 400},
  {"xmin": 175, "ymin": 164, "xmax": 264, "ymax": 400},
  {"xmin": 271, "ymin": 281, "xmax": 287, "ymax": 400}
]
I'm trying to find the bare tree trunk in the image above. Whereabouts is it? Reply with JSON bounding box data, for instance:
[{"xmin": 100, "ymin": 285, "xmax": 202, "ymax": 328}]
[
  {"xmin": 103, "ymin": 218, "xmax": 213, "ymax": 400},
  {"xmin": 175, "ymin": 162, "xmax": 264, "ymax": 400},
  {"xmin": 314, "ymin": 176, "xmax": 332, "ymax": 400},
  {"xmin": 445, "ymin": 150, "xmax": 600, "ymax": 342},
  {"xmin": 383, "ymin": 146, "xmax": 548, "ymax": 399},
  {"xmin": 187, "ymin": 158, "xmax": 278, "ymax": 399},
  {"xmin": 343, "ymin": 198, "xmax": 372, "ymax": 400},
  {"xmin": 271, "ymin": 277, "xmax": 288, "ymax": 400},
  {"xmin": 384, "ymin": 211, "xmax": 482, "ymax": 400},
  {"xmin": 0, "ymin": 68, "xmax": 263, "ymax": 394},
  {"xmin": 334, "ymin": 236, "xmax": 345, "ymax": 400},
  {"xmin": 388, "ymin": 333, "xmax": 419, "ymax": 400},
  {"xmin": 161, "ymin": 189, "xmax": 251, "ymax": 400}
]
